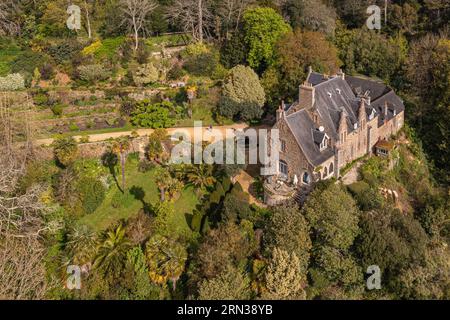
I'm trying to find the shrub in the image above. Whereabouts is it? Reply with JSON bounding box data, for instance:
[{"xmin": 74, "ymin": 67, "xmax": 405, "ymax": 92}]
[
  {"xmin": 39, "ymin": 63, "xmax": 55, "ymax": 80},
  {"xmin": 347, "ymin": 181, "xmax": 384, "ymax": 211},
  {"xmin": 77, "ymin": 64, "xmax": 111, "ymax": 84},
  {"xmin": 0, "ymin": 73, "xmax": 25, "ymax": 91},
  {"xmin": 33, "ymin": 92, "xmax": 49, "ymax": 106},
  {"xmin": 138, "ymin": 159, "xmax": 155, "ymax": 173},
  {"xmin": 69, "ymin": 122, "xmax": 80, "ymax": 131},
  {"xmin": 168, "ymin": 64, "xmax": 185, "ymax": 80},
  {"xmin": 76, "ymin": 176, "xmax": 106, "ymax": 214},
  {"xmin": 218, "ymin": 65, "xmax": 265, "ymax": 121},
  {"xmin": 46, "ymin": 39, "xmax": 82, "ymax": 65},
  {"xmin": 183, "ymin": 49, "xmax": 226, "ymax": 79},
  {"xmin": 52, "ymin": 136, "xmax": 78, "ymax": 167},
  {"xmin": 131, "ymin": 100, "xmax": 177, "ymax": 128},
  {"xmin": 133, "ymin": 63, "xmax": 159, "ymax": 87},
  {"xmin": 50, "ymin": 103, "xmax": 65, "ymax": 116}
]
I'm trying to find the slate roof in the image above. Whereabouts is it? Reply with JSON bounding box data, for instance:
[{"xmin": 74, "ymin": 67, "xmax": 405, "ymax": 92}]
[
  {"xmin": 279, "ymin": 71, "xmax": 405, "ymax": 167},
  {"xmin": 345, "ymin": 75, "xmax": 391, "ymax": 101},
  {"xmin": 285, "ymin": 109, "xmax": 334, "ymax": 166}
]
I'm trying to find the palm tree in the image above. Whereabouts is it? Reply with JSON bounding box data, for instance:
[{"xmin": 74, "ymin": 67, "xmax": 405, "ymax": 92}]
[
  {"xmin": 186, "ymin": 164, "xmax": 216, "ymax": 192},
  {"xmin": 112, "ymin": 137, "xmax": 130, "ymax": 192},
  {"xmin": 154, "ymin": 166, "xmax": 171, "ymax": 201},
  {"xmin": 66, "ymin": 225, "xmax": 98, "ymax": 266},
  {"xmin": 145, "ymin": 234, "xmax": 187, "ymax": 290},
  {"xmin": 94, "ymin": 223, "xmax": 130, "ymax": 280}
]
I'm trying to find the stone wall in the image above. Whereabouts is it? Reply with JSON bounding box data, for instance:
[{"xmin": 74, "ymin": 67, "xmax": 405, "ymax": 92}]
[
  {"xmin": 274, "ymin": 118, "xmax": 315, "ymax": 184},
  {"xmin": 33, "ymin": 136, "xmax": 149, "ymax": 161}
]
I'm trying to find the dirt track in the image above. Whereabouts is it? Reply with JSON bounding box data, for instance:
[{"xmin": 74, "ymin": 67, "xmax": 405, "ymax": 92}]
[{"xmin": 35, "ymin": 123, "xmax": 250, "ymax": 146}]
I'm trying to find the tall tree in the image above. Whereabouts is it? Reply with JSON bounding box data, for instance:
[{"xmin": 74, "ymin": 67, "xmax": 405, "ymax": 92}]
[
  {"xmin": 120, "ymin": 0, "xmax": 159, "ymax": 51},
  {"xmin": 197, "ymin": 265, "xmax": 251, "ymax": 300},
  {"xmin": 264, "ymin": 202, "xmax": 311, "ymax": 273},
  {"xmin": 242, "ymin": 7, "xmax": 291, "ymax": 71},
  {"xmin": 262, "ymin": 28, "xmax": 340, "ymax": 108},
  {"xmin": 263, "ymin": 247, "xmax": 306, "ymax": 300},
  {"xmin": 112, "ymin": 137, "xmax": 131, "ymax": 191}
]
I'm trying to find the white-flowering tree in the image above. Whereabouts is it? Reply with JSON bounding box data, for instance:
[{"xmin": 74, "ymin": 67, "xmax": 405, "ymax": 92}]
[{"xmin": 0, "ymin": 73, "xmax": 25, "ymax": 91}]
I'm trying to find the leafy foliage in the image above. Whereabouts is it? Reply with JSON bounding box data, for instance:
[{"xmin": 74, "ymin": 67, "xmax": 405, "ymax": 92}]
[
  {"xmin": 219, "ymin": 65, "xmax": 265, "ymax": 121},
  {"xmin": 242, "ymin": 7, "xmax": 291, "ymax": 71}
]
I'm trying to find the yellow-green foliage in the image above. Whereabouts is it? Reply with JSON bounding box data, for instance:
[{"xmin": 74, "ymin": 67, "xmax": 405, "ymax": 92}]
[
  {"xmin": 82, "ymin": 37, "xmax": 125, "ymax": 60},
  {"xmin": 82, "ymin": 40, "xmax": 102, "ymax": 56}
]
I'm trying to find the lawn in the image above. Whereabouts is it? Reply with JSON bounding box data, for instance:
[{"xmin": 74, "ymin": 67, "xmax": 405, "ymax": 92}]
[
  {"xmin": 79, "ymin": 156, "xmax": 199, "ymax": 237},
  {"xmin": 0, "ymin": 39, "xmax": 22, "ymax": 76}
]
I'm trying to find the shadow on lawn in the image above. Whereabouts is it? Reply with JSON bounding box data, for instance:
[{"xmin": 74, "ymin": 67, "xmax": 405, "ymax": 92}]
[
  {"xmin": 101, "ymin": 151, "xmax": 123, "ymax": 193},
  {"xmin": 129, "ymin": 186, "xmax": 151, "ymax": 214}
]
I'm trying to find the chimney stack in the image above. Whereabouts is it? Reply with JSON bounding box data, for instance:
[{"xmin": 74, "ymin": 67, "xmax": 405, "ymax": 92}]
[
  {"xmin": 276, "ymin": 101, "xmax": 285, "ymax": 121},
  {"xmin": 384, "ymin": 101, "xmax": 388, "ymax": 125},
  {"xmin": 298, "ymin": 81, "xmax": 315, "ymax": 109},
  {"xmin": 337, "ymin": 69, "xmax": 345, "ymax": 80}
]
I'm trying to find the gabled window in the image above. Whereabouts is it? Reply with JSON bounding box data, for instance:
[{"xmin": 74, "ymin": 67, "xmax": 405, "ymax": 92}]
[{"xmin": 319, "ymin": 136, "xmax": 329, "ymax": 151}]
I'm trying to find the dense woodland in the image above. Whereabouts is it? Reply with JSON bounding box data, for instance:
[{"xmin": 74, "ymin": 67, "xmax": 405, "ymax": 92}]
[{"xmin": 0, "ymin": 0, "xmax": 449, "ymax": 300}]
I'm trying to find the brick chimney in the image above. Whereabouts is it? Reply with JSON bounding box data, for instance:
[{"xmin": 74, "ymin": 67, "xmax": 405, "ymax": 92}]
[
  {"xmin": 276, "ymin": 101, "xmax": 285, "ymax": 121},
  {"xmin": 384, "ymin": 101, "xmax": 388, "ymax": 125},
  {"xmin": 358, "ymin": 100, "xmax": 366, "ymax": 127},
  {"xmin": 338, "ymin": 110, "xmax": 347, "ymax": 143},
  {"xmin": 298, "ymin": 81, "xmax": 315, "ymax": 109}
]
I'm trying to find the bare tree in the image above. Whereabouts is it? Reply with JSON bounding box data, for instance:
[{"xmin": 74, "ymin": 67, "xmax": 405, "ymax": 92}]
[
  {"xmin": 83, "ymin": 0, "xmax": 92, "ymax": 39},
  {"xmin": 0, "ymin": 93, "xmax": 56, "ymax": 238},
  {"xmin": 167, "ymin": 0, "xmax": 213, "ymax": 43},
  {"xmin": 0, "ymin": 0, "xmax": 20, "ymax": 36},
  {"xmin": 0, "ymin": 236, "xmax": 48, "ymax": 299},
  {"xmin": 120, "ymin": 0, "xmax": 158, "ymax": 51},
  {"xmin": 217, "ymin": 0, "xmax": 253, "ymax": 39},
  {"xmin": 0, "ymin": 93, "xmax": 59, "ymax": 299}
]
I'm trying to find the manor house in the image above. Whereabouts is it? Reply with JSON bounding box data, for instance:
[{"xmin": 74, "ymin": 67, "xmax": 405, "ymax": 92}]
[{"xmin": 271, "ymin": 69, "xmax": 404, "ymax": 189}]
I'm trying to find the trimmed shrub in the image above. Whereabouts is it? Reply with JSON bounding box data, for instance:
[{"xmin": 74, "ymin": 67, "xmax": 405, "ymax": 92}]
[{"xmin": 76, "ymin": 176, "xmax": 106, "ymax": 214}]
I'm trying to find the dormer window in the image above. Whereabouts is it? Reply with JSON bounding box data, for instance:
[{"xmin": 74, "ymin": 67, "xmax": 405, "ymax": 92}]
[
  {"xmin": 353, "ymin": 123, "xmax": 358, "ymax": 130},
  {"xmin": 327, "ymin": 92, "xmax": 332, "ymax": 97},
  {"xmin": 369, "ymin": 109, "xmax": 376, "ymax": 120},
  {"xmin": 336, "ymin": 89, "xmax": 341, "ymax": 94},
  {"xmin": 319, "ymin": 135, "xmax": 329, "ymax": 151}
]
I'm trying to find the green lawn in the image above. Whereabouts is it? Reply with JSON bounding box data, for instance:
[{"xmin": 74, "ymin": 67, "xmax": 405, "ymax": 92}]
[
  {"xmin": 0, "ymin": 39, "xmax": 21, "ymax": 76},
  {"xmin": 79, "ymin": 157, "xmax": 199, "ymax": 237}
]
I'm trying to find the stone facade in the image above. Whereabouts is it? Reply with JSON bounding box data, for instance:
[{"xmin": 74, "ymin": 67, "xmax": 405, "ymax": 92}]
[{"xmin": 266, "ymin": 71, "xmax": 405, "ymax": 195}]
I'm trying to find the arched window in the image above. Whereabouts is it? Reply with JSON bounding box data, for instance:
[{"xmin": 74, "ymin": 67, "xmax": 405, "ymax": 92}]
[
  {"xmin": 329, "ymin": 163, "xmax": 334, "ymax": 174},
  {"xmin": 302, "ymin": 172, "xmax": 311, "ymax": 184},
  {"xmin": 323, "ymin": 167, "xmax": 328, "ymax": 179},
  {"xmin": 279, "ymin": 160, "xmax": 288, "ymax": 176}
]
